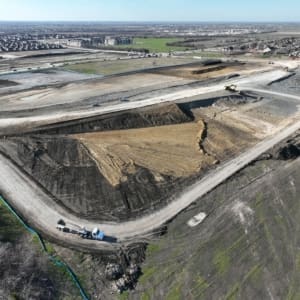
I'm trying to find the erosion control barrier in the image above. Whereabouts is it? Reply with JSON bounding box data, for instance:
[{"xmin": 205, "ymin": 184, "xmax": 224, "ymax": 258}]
[{"xmin": 0, "ymin": 195, "xmax": 90, "ymax": 300}]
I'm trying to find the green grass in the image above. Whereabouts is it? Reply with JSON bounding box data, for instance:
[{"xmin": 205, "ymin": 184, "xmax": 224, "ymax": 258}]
[
  {"xmin": 118, "ymin": 291, "xmax": 129, "ymax": 300},
  {"xmin": 45, "ymin": 241, "xmax": 56, "ymax": 255},
  {"xmin": 64, "ymin": 56, "xmax": 196, "ymax": 75},
  {"xmin": 192, "ymin": 275, "xmax": 210, "ymax": 297},
  {"xmin": 139, "ymin": 266, "xmax": 157, "ymax": 284},
  {"xmin": 225, "ymin": 283, "xmax": 240, "ymax": 300},
  {"xmin": 146, "ymin": 243, "xmax": 161, "ymax": 255},
  {"xmin": 296, "ymin": 252, "xmax": 300, "ymax": 271},
  {"xmin": 116, "ymin": 37, "xmax": 187, "ymax": 52},
  {"xmin": 213, "ymin": 248, "xmax": 231, "ymax": 275},
  {"xmin": 247, "ymin": 265, "xmax": 262, "ymax": 283},
  {"xmin": 166, "ymin": 284, "xmax": 182, "ymax": 300},
  {"xmin": 141, "ymin": 292, "xmax": 151, "ymax": 300},
  {"xmin": 0, "ymin": 200, "xmax": 26, "ymax": 242}
]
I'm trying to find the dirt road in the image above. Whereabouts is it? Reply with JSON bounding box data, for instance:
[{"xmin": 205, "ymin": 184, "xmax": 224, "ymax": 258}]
[
  {"xmin": 0, "ymin": 100, "xmax": 299, "ymax": 250},
  {"xmin": 0, "ymin": 69, "xmax": 289, "ymax": 134},
  {"xmin": 243, "ymin": 88, "xmax": 300, "ymax": 102}
]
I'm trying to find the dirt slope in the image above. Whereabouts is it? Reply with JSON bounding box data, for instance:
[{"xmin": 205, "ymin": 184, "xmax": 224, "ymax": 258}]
[{"xmin": 73, "ymin": 121, "xmax": 216, "ymax": 186}]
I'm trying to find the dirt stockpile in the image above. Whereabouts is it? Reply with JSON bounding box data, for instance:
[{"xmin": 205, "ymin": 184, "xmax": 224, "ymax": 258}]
[{"xmin": 150, "ymin": 61, "xmax": 250, "ymax": 80}]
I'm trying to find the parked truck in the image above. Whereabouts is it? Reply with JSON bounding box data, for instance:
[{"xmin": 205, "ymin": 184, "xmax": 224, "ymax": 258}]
[{"xmin": 56, "ymin": 220, "xmax": 105, "ymax": 241}]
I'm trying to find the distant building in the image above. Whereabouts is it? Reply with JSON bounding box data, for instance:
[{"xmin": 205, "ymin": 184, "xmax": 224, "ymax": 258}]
[
  {"xmin": 262, "ymin": 47, "xmax": 272, "ymax": 54},
  {"xmin": 66, "ymin": 39, "xmax": 89, "ymax": 48},
  {"xmin": 104, "ymin": 36, "xmax": 132, "ymax": 46},
  {"xmin": 105, "ymin": 37, "xmax": 117, "ymax": 46},
  {"xmin": 91, "ymin": 37, "xmax": 105, "ymax": 47}
]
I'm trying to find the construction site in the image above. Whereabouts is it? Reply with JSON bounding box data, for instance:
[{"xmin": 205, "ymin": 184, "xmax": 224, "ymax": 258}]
[{"xmin": 1, "ymin": 21, "xmax": 300, "ymax": 300}]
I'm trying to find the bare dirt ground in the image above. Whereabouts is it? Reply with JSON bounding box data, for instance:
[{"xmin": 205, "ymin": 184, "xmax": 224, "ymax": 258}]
[
  {"xmin": 1, "ymin": 57, "xmax": 300, "ymax": 299},
  {"xmin": 150, "ymin": 61, "xmax": 267, "ymax": 80},
  {"xmin": 0, "ymin": 68, "xmax": 290, "ymax": 136},
  {"xmin": 0, "ymin": 69, "xmax": 99, "ymax": 94},
  {"xmin": 0, "ymin": 59, "xmax": 298, "ymax": 246},
  {"xmin": 0, "ymin": 60, "xmax": 277, "ymax": 115},
  {"xmin": 0, "ymin": 105, "xmax": 299, "ymax": 250},
  {"xmin": 0, "ymin": 50, "xmax": 121, "ymax": 74},
  {"xmin": 73, "ymin": 121, "xmax": 215, "ymax": 186},
  {"xmin": 0, "ymin": 72, "xmax": 193, "ymax": 112}
]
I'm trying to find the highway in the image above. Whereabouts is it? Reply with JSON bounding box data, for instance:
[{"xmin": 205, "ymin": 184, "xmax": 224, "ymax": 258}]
[{"xmin": 0, "ymin": 87, "xmax": 299, "ymax": 251}]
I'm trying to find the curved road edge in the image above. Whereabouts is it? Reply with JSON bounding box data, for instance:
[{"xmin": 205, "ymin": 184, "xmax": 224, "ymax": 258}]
[{"xmin": 0, "ymin": 114, "xmax": 299, "ymax": 251}]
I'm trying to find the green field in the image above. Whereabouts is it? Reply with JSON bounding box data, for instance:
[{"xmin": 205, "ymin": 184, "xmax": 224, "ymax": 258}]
[
  {"xmin": 116, "ymin": 37, "xmax": 188, "ymax": 52},
  {"xmin": 63, "ymin": 57, "xmax": 196, "ymax": 75}
]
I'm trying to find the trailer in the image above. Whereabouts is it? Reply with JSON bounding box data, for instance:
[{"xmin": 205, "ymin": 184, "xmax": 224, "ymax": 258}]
[{"xmin": 56, "ymin": 220, "xmax": 105, "ymax": 241}]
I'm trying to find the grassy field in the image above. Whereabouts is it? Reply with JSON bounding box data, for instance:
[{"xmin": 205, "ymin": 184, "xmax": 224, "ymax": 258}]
[
  {"xmin": 63, "ymin": 56, "xmax": 196, "ymax": 75},
  {"xmin": 116, "ymin": 37, "xmax": 188, "ymax": 52}
]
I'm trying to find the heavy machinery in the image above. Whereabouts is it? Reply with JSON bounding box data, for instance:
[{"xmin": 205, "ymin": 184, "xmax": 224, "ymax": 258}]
[
  {"xmin": 225, "ymin": 84, "xmax": 238, "ymax": 92},
  {"xmin": 56, "ymin": 219, "xmax": 105, "ymax": 241}
]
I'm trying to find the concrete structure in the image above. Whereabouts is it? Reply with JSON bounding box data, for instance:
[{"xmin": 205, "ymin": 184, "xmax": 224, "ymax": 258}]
[
  {"xmin": 66, "ymin": 39, "xmax": 90, "ymax": 48},
  {"xmin": 105, "ymin": 36, "xmax": 132, "ymax": 47}
]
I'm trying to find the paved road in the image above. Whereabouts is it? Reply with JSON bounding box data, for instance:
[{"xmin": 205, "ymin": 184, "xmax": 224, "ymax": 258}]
[{"xmin": 0, "ymin": 99, "xmax": 299, "ymax": 250}]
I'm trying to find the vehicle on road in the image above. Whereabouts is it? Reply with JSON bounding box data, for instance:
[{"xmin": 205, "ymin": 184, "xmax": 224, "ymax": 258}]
[
  {"xmin": 225, "ymin": 84, "xmax": 238, "ymax": 92},
  {"xmin": 56, "ymin": 220, "xmax": 105, "ymax": 241},
  {"xmin": 187, "ymin": 212, "xmax": 207, "ymax": 227}
]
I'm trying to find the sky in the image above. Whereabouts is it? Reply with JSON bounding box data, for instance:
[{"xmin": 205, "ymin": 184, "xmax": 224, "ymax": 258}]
[{"xmin": 0, "ymin": 0, "xmax": 300, "ymax": 22}]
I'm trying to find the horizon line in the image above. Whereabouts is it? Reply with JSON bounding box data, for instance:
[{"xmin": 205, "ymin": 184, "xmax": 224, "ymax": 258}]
[{"xmin": 1, "ymin": 20, "xmax": 300, "ymax": 24}]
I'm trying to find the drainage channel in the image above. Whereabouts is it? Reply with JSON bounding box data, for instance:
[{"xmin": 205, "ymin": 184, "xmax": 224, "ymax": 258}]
[{"xmin": 0, "ymin": 195, "xmax": 90, "ymax": 300}]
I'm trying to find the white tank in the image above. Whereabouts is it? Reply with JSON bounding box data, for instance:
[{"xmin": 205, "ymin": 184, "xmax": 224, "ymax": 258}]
[{"xmin": 92, "ymin": 227, "xmax": 99, "ymax": 237}]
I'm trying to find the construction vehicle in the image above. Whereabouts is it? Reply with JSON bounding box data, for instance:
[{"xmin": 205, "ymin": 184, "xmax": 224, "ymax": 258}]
[
  {"xmin": 56, "ymin": 220, "xmax": 105, "ymax": 241},
  {"xmin": 225, "ymin": 84, "xmax": 238, "ymax": 92}
]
